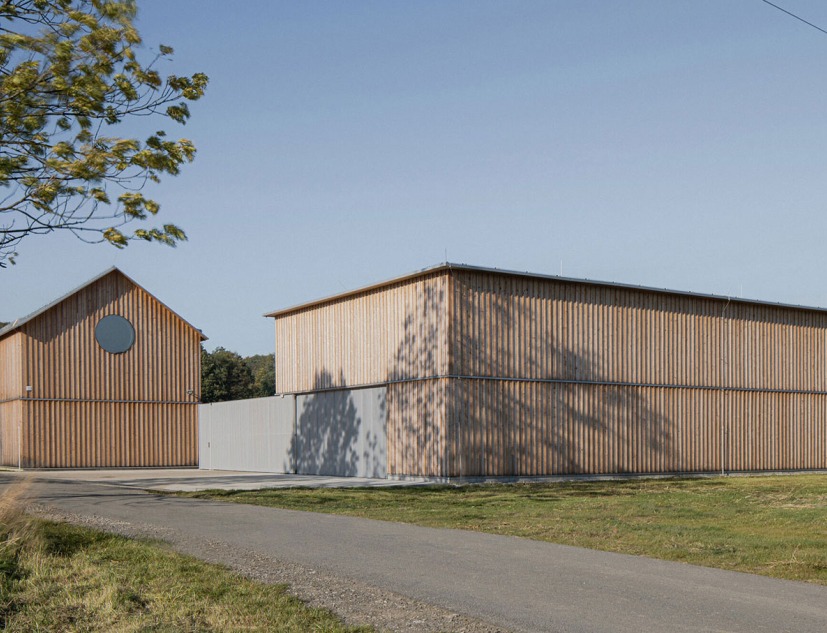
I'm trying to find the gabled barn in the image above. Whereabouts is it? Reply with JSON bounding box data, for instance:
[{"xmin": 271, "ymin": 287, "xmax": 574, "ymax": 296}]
[
  {"xmin": 0, "ymin": 267, "xmax": 205, "ymax": 468},
  {"xmin": 265, "ymin": 263, "xmax": 827, "ymax": 479}
]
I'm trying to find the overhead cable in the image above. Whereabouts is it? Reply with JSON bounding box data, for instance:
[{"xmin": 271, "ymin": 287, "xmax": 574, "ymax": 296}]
[{"xmin": 760, "ymin": 0, "xmax": 827, "ymax": 37}]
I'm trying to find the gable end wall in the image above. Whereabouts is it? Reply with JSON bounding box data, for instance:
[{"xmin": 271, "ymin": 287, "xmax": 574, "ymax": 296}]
[{"xmin": 4, "ymin": 270, "xmax": 201, "ymax": 468}]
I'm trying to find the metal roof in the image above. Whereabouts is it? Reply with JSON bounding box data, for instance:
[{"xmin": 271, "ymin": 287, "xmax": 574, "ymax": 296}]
[
  {"xmin": 265, "ymin": 262, "xmax": 827, "ymax": 318},
  {"xmin": 0, "ymin": 266, "xmax": 207, "ymax": 340}
]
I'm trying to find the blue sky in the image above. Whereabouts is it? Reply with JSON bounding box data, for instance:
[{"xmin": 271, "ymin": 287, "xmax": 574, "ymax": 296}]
[{"xmin": 4, "ymin": 0, "xmax": 827, "ymax": 355}]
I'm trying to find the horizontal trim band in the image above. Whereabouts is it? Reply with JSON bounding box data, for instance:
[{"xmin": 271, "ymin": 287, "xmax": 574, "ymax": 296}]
[
  {"xmin": 2, "ymin": 397, "xmax": 198, "ymax": 405},
  {"xmin": 277, "ymin": 374, "xmax": 827, "ymax": 398}
]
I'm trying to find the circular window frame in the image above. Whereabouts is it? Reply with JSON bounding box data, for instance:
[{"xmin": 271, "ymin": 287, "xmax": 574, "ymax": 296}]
[{"xmin": 95, "ymin": 315, "xmax": 135, "ymax": 354}]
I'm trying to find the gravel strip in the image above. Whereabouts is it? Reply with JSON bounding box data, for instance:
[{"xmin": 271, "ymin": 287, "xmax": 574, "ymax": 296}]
[{"xmin": 30, "ymin": 503, "xmax": 508, "ymax": 633}]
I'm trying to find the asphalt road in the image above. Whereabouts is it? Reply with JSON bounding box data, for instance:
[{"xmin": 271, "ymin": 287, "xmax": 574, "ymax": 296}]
[{"xmin": 6, "ymin": 473, "xmax": 827, "ymax": 633}]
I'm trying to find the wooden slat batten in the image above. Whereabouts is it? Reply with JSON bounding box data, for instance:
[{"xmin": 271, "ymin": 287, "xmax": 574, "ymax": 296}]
[{"xmin": 274, "ymin": 271, "xmax": 451, "ymax": 394}]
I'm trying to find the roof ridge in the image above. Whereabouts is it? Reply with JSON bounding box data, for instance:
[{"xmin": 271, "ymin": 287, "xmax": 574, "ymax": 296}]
[{"xmin": 0, "ymin": 267, "xmax": 207, "ymax": 340}]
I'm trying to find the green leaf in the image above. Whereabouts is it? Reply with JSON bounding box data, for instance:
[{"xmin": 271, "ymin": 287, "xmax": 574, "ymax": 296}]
[{"xmin": 0, "ymin": 0, "xmax": 208, "ymax": 267}]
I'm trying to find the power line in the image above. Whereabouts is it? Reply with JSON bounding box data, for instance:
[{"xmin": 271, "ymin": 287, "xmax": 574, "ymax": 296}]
[{"xmin": 760, "ymin": 0, "xmax": 827, "ymax": 37}]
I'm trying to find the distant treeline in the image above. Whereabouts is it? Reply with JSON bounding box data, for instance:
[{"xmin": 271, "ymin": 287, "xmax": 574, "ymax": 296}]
[{"xmin": 201, "ymin": 347, "xmax": 275, "ymax": 403}]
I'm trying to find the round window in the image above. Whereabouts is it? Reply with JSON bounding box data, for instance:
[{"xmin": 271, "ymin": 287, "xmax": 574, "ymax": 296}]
[{"xmin": 95, "ymin": 315, "xmax": 135, "ymax": 354}]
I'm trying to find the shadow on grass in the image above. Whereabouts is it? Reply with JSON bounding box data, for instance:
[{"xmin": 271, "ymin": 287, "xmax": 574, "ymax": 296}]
[{"xmin": 37, "ymin": 521, "xmax": 103, "ymax": 557}]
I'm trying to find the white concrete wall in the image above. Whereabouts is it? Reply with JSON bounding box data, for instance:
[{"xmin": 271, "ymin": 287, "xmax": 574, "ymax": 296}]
[
  {"xmin": 198, "ymin": 387, "xmax": 387, "ymax": 478},
  {"xmin": 296, "ymin": 386, "xmax": 387, "ymax": 478},
  {"xmin": 199, "ymin": 396, "xmax": 294, "ymax": 472}
]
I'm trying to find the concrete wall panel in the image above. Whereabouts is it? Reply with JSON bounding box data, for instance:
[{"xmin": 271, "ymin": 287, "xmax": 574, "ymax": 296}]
[
  {"xmin": 296, "ymin": 387, "xmax": 387, "ymax": 478},
  {"xmin": 199, "ymin": 397, "xmax": 294, "ymax": 472}
]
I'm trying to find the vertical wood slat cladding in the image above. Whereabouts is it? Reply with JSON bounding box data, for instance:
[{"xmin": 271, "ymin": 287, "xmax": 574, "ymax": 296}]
[
  {"xmin": 0, "ymin": 401, "xmax": 21, "ymax": 466},
  {"xmin": 272, "ymin": 265, "xmax": 827, "ymax": 478},
  {"xmin": 445, "ymin": 271, "xmax": 827, "ymax": 477},
  {"xmin": 274, "ymin": 272, "xmax": 450, "ymax": 394},
  {"xmin": 0, "ymin": 331, "xmax": 22, "ymax": 465},
  {"xmin": 21, "ymin": 272, "xmax": 201, "ymax": 402},
  {"xmin": 443, "ymin": 380, "xmax": 827, "ymax": 477},
  {"xmin": 0, "ymin": 269, "xmax": 201, "ymax": 467},
  {"xmin": 0, "ymin": 332, "xmax": 23, "ymax": 401},
  {"xmin": 387, "ymin": 379, "xmax": 449, "ymax": 477},
  {"xmin": 20, "ymin": 401, "xmax": 197, "ymax": 468},
  {"xmin": 452, "ymin": 271, "xmax": 827, "ymax": 391},
  {"xmin": 446, "ymin": 270, "xmax": 827, "ymax": 477}
]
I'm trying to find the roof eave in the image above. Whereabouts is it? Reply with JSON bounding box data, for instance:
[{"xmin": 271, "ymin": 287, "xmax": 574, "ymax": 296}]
[{"xmin": 264, "ymin": 262, "xmax": 827, "ymax": 319}]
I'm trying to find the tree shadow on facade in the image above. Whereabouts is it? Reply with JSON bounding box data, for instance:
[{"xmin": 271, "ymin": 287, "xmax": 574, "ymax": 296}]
[
  {"xmin": 293, "ymin": 371, "xmax": 361, "ymax": 477},
  {"xmin": 291, "ymin": 371, "xmax": 389, "ymax": 477},
  {"xmin": 454, "ymin": 275, "xmax": 673, "ymax": 477},
  {"xmin": 360, "ymin": 389, "xmax": 387, "ymax": 478},
  {"xmin": 386, "ymin": 280, "xmax": 449, "ymax": 477},
  {"xmin": 389, "ymin": 272, "xmax": 674, "ymax": 478}
]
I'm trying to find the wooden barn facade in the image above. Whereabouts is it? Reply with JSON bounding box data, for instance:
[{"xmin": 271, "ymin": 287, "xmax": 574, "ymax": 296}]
[
  {"xmin": 268, "ymin": 263, "xmax": 827, "ymax": 479},
  {"xmin": 0, "ymin": 267, "xmax": 204, "ymax": 468}
]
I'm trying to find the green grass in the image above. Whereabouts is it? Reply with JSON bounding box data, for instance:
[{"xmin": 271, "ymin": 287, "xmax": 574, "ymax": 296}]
[
  {"xmin": 180, "ymin": 474, "xmax": 827, "ymax": 585},
  {"xmin": 0, "ymin": 484, "xmax": 370, "ymax": 632}
]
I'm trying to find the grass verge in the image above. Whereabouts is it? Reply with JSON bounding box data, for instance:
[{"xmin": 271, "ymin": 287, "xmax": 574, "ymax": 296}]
[
  {"xmin": 179, "ymin": 474, "xmax": 827, "ymax": 585},
  {"xmin": 0, "ymin": 483, "xmax": 369, "ymax": 632}
]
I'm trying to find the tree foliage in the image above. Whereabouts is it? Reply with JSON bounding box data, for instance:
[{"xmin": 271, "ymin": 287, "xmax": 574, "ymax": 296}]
[
  {"xmin": 201, "ymin": 347, "xmax": 253, "ymax": 404},
  {"xmin": 0, "ymin": 0, "xmax": 208, "ymax": 267},
  {"xmin": 201, "ymin": 347, "xmax": 276, "ymax": 403},
  {"xmin": 246, "ymin": 353, "xmax": 276, "ymax": 398}
]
